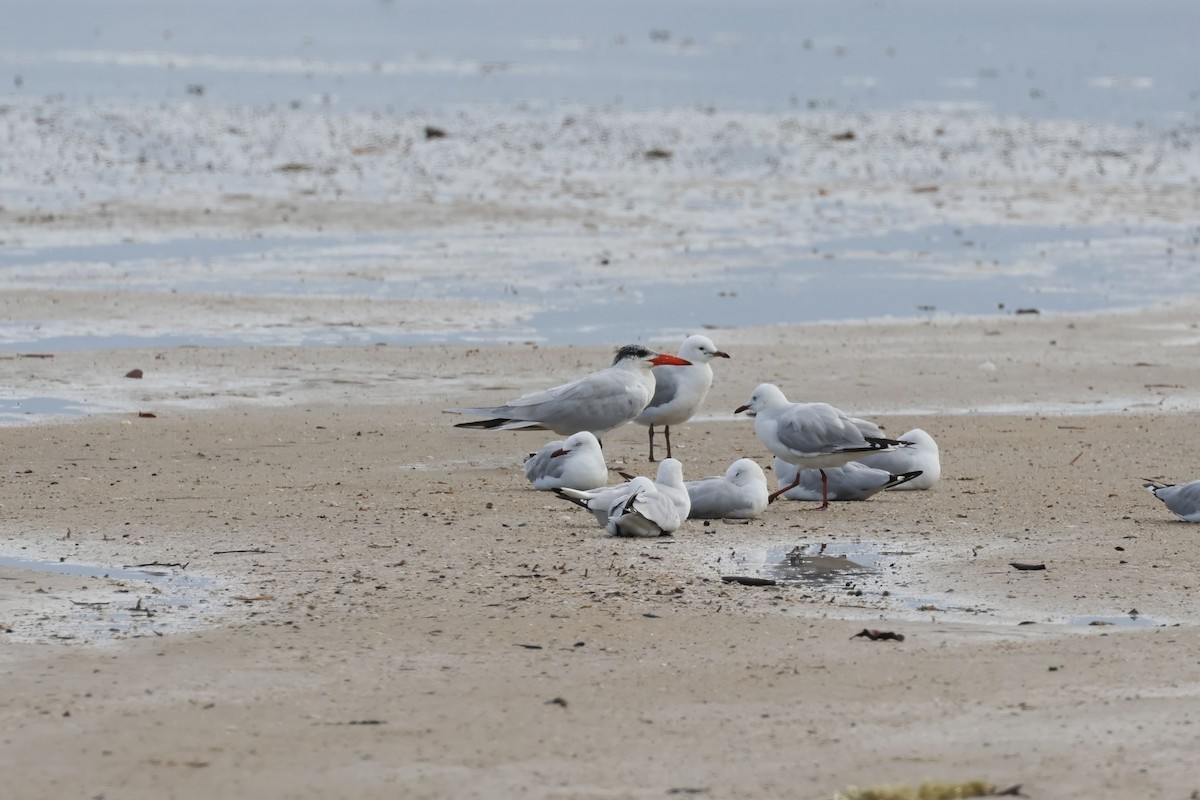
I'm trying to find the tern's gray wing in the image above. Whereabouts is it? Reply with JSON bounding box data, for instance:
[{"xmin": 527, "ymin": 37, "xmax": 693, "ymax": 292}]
[
  {"xmin": 453, "ymin": 365, "xmax": 650, "ymax": 434},
  {"xmin": 504, "ymin": 367, "xmax": 649, "ymax": 432}
]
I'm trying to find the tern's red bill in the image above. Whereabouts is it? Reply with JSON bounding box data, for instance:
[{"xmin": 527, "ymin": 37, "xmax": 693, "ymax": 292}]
[{"xmin": 649, "ymin": 354, "xmax": 692, "ymax": 367}]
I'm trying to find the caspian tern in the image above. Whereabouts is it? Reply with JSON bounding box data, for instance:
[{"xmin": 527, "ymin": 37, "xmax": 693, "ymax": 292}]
[
  {"xmin": 855, "ymin": 428, "xmax": 940, "ymax": 490},
  {"xmin": 523, "ymin": 431, "xmax": 608, "ymax": 491},
  {"xmin": 734, "ymin": 383, "xmax": 908, "ymax": 509},
  {"xmin": 555, "ymin": 473, "xmax": 683, "ymax": 537},
  {"xmin": 449, "ymin": 344, "xmax": 692, "ymax": 436},
  {"xmin": 684, "ymin": 458, "xmax": 769, "ymax": 519},
  {"xmin": 634, "ymin": 334, "xmax": 730, "ymax": 461},
  {"xmin": 1144, "ymin": 479, "xmax": 1200, "ymax": 522},
  {"xmin": 773, "ymin": 458, "xmax": 922, "ymax": 502}
]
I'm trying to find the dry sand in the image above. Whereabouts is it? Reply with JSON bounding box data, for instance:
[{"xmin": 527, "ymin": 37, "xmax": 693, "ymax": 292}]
[{"xmin": 3, "ymin": 304, "xmax": 1200, "ymax": 799}]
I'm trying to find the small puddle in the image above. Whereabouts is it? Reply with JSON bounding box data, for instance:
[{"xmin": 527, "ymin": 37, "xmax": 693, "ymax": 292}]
[
  {"xmin": 724, "ymin": 541, "xmax": 896, "ymax": 587},
  {"xmin": 764, "ymin": 544, "xmax": 881, "ymax": 585},
  {"xmin": 718, "ymin": 542, "xmax": 1175, "ymax": 629},
  {"xmin": 0, "ymin": 554, "xmax": 220, "ymax": 644},
  {"xmin": 1064, "ymin": 613, "xmax": 1162, "ymax": 628},
  {"xmin": 0, "ymin": 396, "xmax": 93, "ymax": 424}
]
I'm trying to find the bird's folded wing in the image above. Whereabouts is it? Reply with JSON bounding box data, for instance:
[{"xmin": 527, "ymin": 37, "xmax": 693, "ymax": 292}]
[
  {"xmin": 505, "ymin": 369, "xmax": 624, "ymax": 409},
  {"xmin": 775, "ymin": 405, "xmax": 867, "ymax": 456}
]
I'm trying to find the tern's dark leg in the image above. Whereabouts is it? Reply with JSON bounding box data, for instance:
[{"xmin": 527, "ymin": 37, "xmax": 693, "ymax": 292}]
[
  {"xmin": 647, "ymin": 425, "xmax": 657, "ymax": 462},
  {"xmin": 664, "ymin": 426, "xmax": 673, "ymax": 459}
]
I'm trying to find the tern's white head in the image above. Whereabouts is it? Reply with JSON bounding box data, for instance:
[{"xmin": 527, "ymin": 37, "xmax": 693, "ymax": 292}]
[{"xmin": 734, "ymin": 383, "xmax": 788, "ymax": 417}]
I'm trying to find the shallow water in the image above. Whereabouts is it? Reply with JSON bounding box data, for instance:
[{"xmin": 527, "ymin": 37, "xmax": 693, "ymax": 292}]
[
  {"xmin": 5, "ymin": 0, "xmax": 1198, "ymax": 125},
  {"xmin": 0, "ymin": 396, "xmax": 92, "ymax": 422},
  {"xmin": 0, "ymin": 554, "xmax": 218, "ymax": 643},
  {"xmin": 724, "ymin": 541, "xmax": 1174, "ymax": 628},
  {"xmin": 2, "ymin": 221, "xmax": 1197, "ymax": 350},
  {"xmin": 4, "ymin": 0, "xmax": 1200, "ymax": 349}
]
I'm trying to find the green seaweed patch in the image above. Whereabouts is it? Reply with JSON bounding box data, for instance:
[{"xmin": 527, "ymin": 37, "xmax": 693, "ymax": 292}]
[{"xmin": 830, "ymin": 780, "xmax": 1015, "ymax": 800}]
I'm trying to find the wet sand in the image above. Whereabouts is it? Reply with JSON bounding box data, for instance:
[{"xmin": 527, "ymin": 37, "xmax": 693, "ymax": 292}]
[{"xmin": 3, "ymin": 305, "xmax": 1200, "ymax": 799}]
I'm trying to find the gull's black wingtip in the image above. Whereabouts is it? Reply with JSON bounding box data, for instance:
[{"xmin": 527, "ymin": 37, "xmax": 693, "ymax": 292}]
[
  {"xmin": 888, "ymin": 470, "xmax": 924, "ymax": 489},
  {"xmin": 552, "ymin": 489, "xmax": 590, "ymax": 509},
  {"xmin": 454, "ymin": 417, "xmax": 511, "ymax": 430}
]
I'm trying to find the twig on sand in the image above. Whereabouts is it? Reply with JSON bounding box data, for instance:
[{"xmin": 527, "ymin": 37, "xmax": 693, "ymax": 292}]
[
  {"xmin": 721, "ymin": 575, "xmax": 777, "ymax": 586},
  {"xmin": 127, "ymin": 598, "xmax": 155, "ymax": 616},
  {"xmin": 851, "ymin": 628, "xmax": 905, "ymax": 642}
]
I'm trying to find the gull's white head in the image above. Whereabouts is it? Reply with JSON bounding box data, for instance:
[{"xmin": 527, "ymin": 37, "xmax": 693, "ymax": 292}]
[
  {"xmin": 553, "ymin": 431, "xmax": 602, "ymax": 457},
  {"xmin": 655, "ymin": 457, "xmax": 685, "ymax": 487},
  {"xmin": 725, "ymin": 458, "xmax": 767, "ymax": 487},
  {"xmin": 677, "ymin": 334, "xmax": 731, "ymax": 364},
  {"xmin": 899, "ymin": 428, "xmax": 938, "ymax": 454},
  {"xmin": 734, "ymin": 383, "xmax": 788, "ymax": 417}
]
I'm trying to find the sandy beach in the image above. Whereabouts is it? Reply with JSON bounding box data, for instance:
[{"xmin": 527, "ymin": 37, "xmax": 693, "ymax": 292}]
[
  {"xmin": 3, "ymin": 304, "xmax": 1200, "ymax": 799},
  {"xmin": 6, "ymin": 4, "xmax": 1200, "ymax": 794}
]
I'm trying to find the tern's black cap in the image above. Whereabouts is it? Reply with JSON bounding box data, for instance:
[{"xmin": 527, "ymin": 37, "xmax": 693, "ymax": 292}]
[{"xmin": 612, "ymin": 344, "xmax": 655, "ymax": 365}]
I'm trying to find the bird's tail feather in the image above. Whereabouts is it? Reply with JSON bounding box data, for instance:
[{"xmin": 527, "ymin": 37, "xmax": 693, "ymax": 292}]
[
  {"xmin": 452, "ymin": 416, "xmax": 548, "ymax": 431},
  {"xmin": 884, "ymin": 470, "xmax": 924, "ymax": 490},
  {"xmin": 553, "ymin": 488, "xmax": 591, "ymax": 509}
]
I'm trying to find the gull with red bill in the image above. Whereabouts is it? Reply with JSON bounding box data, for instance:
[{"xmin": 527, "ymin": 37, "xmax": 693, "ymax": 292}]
[
  {"xmin": 522, "ymin": 431, "xmax": 608, "ymax": 491},
  {"xmin": 735, "ymin": 383, "xmax": 909, "ymax": 509},
  {"xmin": 772, "ymin": 458, "xmax": 923, "ymax": 502},
  {"xmin": 634, "ymin": 334, "xmax": 731, "ymax": 461},
  {"xmin": 448, "ymin": 344, "xmax": 692, "ymax": 436}
]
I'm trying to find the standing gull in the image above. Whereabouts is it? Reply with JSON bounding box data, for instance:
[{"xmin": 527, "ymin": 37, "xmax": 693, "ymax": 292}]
[
  {"xmin": 1144, "ymin": 479, "xmax": 1200, "ymax": 522},
  {"xmin": 734, "ymin": 383, "xmax": 908, "ymax": 509},
  {"xmin": 773, "ymin": 459, "xmax": 922, "ymax": 502},
  {"xmin": 685, "ymin": 458, "xmax": 769, "ymax": 519},
  {"xmin": 447, "ymin": 345, "xmax": 691, "ymax": 436},
  {"xmin": 634, "ymin": 334, "xmax": 730, "ymax": 461},
  {"xmin": 523, "ymin": 431, "xmax": 608, "ymax": 491}
]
